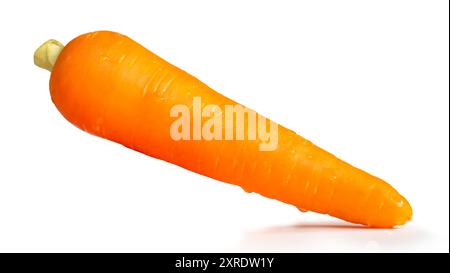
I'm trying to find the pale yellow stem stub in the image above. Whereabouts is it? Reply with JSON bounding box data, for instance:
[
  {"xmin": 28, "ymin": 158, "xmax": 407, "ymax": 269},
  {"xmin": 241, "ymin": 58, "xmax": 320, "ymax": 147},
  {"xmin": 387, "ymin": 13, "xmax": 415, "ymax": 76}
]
[{"xmin": 34, "ymin": 39, "xmax": 64, "ymax": 72}]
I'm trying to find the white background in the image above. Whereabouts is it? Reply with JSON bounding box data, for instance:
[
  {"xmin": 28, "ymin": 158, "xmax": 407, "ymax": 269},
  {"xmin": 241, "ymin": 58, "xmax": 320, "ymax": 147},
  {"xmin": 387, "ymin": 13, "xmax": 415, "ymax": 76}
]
[{"xmin": 0, "ymin": 0, "xmax": 448, "ymax": 252}]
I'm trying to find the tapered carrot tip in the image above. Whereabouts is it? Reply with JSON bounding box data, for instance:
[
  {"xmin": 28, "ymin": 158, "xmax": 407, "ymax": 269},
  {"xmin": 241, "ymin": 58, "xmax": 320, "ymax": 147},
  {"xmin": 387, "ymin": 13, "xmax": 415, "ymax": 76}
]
[{"xmin": 370, "ymin": 193, "xmax": 413, "ymax": 228}]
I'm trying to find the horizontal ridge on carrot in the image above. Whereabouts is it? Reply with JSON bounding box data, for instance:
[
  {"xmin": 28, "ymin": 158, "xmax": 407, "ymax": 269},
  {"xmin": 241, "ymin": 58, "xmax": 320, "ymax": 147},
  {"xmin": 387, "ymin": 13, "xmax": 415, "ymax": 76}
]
[{"xmin": 34, "ymin": 30, "xmax": 412, "ymax": 227}]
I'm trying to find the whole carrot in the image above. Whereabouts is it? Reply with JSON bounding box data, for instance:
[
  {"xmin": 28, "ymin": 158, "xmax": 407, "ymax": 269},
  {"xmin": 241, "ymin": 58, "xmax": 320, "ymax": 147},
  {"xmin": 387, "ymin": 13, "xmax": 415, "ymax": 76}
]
[{"xmin": 34, "ymin": 31, "xmax": 412, "ymax": 227}]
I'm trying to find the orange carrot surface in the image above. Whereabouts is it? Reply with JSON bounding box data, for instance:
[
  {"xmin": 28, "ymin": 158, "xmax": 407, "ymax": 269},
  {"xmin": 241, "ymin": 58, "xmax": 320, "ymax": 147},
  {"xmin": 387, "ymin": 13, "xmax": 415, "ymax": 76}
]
[{"xmin": 34, "ymin": 31, "xmax": 412, "ymax": 227}]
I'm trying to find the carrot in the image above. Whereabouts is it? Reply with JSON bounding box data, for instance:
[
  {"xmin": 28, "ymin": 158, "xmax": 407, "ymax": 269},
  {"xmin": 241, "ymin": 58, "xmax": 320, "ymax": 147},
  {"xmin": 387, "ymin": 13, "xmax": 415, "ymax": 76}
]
[{"xmin": 34, "ymin": 31, "xmax": 412, "ymax": 227}]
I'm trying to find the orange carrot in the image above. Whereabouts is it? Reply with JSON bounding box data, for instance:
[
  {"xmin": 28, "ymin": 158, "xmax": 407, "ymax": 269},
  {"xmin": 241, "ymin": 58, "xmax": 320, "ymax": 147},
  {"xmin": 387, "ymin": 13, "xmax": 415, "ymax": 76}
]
[{"xmin": 34, "ymin": 31, "xmax": 412, "ymax": 227}]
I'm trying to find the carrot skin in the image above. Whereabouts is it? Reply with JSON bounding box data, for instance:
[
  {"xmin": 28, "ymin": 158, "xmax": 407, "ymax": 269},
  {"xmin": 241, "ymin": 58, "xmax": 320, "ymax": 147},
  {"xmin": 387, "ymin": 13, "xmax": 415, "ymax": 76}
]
[{"xmin": 48, "ymin": 31, "xmax": 412, "ymax": 227}]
